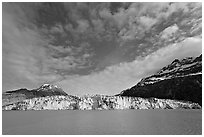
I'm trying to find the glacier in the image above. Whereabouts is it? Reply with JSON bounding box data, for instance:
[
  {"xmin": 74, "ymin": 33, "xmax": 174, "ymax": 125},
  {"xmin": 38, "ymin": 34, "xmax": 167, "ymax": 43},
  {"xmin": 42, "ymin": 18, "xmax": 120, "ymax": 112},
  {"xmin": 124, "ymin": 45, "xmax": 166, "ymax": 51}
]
[{"xmin": 2, "ymin": 95, "xmax": 201, "ymax": 111}]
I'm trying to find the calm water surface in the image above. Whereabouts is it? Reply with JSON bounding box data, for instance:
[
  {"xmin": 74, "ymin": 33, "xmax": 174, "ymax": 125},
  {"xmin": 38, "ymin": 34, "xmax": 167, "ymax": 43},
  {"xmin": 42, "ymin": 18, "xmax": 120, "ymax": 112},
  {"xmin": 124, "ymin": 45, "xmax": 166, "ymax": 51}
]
[{"xmin": 2, "ymin": 109, "xmax": 202, "ymax": 135}]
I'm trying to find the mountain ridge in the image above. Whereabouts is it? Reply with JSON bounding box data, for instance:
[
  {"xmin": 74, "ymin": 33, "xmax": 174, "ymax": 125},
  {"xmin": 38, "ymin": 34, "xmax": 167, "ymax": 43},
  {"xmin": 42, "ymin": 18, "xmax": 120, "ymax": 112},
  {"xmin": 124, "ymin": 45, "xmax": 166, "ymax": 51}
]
[
  {"xmin": 119, "ymin": 54, "xmax": 202, "ymax": 105},
  {"xmin": 2, "ymin": 84, "xmax": 68, "ymax": 106},
  {"xmin": 2, "ymin": 55, "xmax": 202, "ymax": 110}
]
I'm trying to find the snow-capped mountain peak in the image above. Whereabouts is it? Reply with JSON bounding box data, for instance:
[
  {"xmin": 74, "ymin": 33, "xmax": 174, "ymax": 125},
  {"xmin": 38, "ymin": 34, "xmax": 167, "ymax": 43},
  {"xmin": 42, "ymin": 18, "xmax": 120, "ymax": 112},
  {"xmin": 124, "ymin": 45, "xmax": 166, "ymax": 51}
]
[
  {"xmin": 35, "ymin": 84, "xmax": 68, "ymax": 96},
  {"xmin": 37, "ymin": 84, "xmax": 61, "ymax": 92},
  {"xmin": 39, "ymin": 84, "xmax": 52, "ymax": 89},
  {"xmin": 156, "ymin": 55, "xmax": 201, "ymax": 76}
]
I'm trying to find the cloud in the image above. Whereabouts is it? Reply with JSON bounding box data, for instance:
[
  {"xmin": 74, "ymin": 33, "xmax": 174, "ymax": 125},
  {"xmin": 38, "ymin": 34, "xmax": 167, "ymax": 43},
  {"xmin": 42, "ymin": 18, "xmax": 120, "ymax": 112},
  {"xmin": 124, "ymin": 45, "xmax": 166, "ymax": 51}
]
[
  {"xmin": 160, "ymin": 24, "xmax": 179, "ymax": 39},
  {"xmin": 139, "ymin": 16, "xmax": 157, "ymax": 29},
  {"xmin": 55, "ymin": 37, "xmax": 202, "ymax": 95},
  {"xmin": 3, "ymin": 3, "xmax": 97, "ymax": 90},
  {"xmin": 115, "ymin": 2, "xmax": 201, "ymax": 41},
  {"xmin": 76, "ymin": 19, "xmax": 90, "ymax": 33},
  {"xmin": 91, "ymin": 19, "xmax": 105, "ymax": 34},
  {"xmin": 2, "ymin": 2, "xmax": 202, "ymax": 96},
  {"xmin": 41, "ymin": 2, "xmax": 201, "ymax": 43},
  {"xmin": 3, "ymin": 3, "xmax": 88, "ymax": 91},
  {"xmin": 2, "ymin": 3, "xmax": 61, "ymax": 91},
  {"xmin": 49, "ymin": 56, "xmax": 80, "ymax": 70},
  {"xmin": 47, "ymin": 44, "xmax": 72, "ymax": 56},
  {"xmin": 50, "ymin": 23, "xmax": 65, "ymax": 34},
  {"xmin": 47, "ymin": 50, "xmax": 92, "ymax": 73}
]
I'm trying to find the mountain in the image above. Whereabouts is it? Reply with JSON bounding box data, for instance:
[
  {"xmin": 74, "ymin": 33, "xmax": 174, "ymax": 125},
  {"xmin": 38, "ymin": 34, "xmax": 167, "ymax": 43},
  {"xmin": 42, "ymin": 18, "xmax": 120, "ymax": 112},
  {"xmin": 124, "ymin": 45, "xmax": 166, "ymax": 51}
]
[
  {"xmin": 2, "ymin": 95, "xmax": 201, "ymax": 110},
  {"xmin": 2, "ymin": 55, "xmax": 202, "ymax": 110},
  {"xmin": 35, "ymin": 84, "xmax": 68, "ymax": 96},
  {"xmin": 2, "ymin": 84, "xmax": 67, "ymax": 106},
  {"xmin": 119, "ymin": 55, "xmax": 202, "ymax": 105}
]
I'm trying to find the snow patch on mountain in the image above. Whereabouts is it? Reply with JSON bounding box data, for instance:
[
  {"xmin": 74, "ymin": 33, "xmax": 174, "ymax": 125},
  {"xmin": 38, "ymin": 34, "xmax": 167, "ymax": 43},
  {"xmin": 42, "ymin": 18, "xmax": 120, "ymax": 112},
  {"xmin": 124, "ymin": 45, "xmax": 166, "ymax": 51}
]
[{"xmin": 137, "ymin": 55, "xmax": 202, "ymax": 86}]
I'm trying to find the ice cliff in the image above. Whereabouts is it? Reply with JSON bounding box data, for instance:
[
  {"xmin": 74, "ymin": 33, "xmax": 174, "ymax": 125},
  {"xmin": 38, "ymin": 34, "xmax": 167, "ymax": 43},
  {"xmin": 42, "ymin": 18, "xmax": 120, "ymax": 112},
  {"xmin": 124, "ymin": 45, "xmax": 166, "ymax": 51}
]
[{"xmin": 2, "ymin": 95, "xmax": 201, "ymax": 110}]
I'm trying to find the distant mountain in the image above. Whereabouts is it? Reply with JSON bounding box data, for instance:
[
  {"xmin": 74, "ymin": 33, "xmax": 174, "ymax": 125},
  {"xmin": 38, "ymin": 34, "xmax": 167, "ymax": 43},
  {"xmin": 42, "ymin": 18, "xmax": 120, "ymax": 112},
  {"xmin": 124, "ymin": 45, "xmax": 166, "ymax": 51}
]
[
  {"xmin": 35, "ymin": 84, "xmax": 68, "ymax": 96},
  {"xmin": 2, "ymin": 55, "xmax": 202, "ymax": 110},
  {"xmin": 2, "ymin": 84, "xmax": 67, "ymax": 106},
  {"xmin": 119, "ymin": 55, "xmax": 202, "ymax": 105}
]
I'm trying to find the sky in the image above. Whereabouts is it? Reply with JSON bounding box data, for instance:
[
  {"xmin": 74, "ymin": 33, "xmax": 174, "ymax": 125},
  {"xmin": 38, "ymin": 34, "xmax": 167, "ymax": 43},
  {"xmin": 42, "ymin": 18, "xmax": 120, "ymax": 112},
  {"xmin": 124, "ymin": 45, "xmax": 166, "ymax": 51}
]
[{"xmin": 2, "ymin": 2, "xmax": 202, "ymax": 95}]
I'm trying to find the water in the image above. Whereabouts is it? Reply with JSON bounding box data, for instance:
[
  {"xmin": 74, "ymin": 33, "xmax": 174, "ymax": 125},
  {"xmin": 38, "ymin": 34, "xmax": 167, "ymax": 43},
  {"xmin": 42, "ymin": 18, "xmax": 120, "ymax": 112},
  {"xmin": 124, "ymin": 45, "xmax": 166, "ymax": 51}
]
[{"xmin": 2, "ymin": 109, "xmax": 202, "ymax": 135}]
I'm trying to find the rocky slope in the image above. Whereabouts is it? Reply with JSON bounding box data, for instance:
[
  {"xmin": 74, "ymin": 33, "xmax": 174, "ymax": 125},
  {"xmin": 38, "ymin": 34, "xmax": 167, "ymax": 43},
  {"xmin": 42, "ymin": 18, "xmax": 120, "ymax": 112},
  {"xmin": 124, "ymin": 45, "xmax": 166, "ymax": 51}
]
[
  {"xmin": 2, "ymin": 95, "xmax": 201, "ymax": 110},
  {"xmin": 2, "ymin": 84, "xmax": 67, "ymax": 106},
  {"xmin": 119, "ymin": 55, "xmax": 202, "ymax": 105}
]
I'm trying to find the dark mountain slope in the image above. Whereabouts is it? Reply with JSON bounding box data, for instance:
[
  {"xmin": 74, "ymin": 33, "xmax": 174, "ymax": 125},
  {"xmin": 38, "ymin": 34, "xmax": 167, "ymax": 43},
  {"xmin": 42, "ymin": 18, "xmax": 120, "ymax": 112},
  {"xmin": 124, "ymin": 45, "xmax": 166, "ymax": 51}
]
[{"xmin": 119, "ymin": 55, "xmax": 202, "ymax": 105}]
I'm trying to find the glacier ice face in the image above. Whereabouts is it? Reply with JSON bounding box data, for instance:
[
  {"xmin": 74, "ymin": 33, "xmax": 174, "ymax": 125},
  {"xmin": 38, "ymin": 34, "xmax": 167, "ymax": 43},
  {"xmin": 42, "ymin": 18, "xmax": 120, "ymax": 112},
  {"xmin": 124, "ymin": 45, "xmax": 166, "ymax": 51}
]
[{"xmin": 2, "ymin": 95, "xmax": 201, "ymax": 111}]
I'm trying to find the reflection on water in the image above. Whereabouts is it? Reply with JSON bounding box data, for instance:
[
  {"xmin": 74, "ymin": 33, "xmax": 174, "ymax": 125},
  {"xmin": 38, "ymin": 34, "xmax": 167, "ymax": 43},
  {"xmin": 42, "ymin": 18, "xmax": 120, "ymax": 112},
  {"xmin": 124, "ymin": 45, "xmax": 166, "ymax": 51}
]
[{"xmin": 2, "ymin": 109, "xmax": 202, "ymax": 135}]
